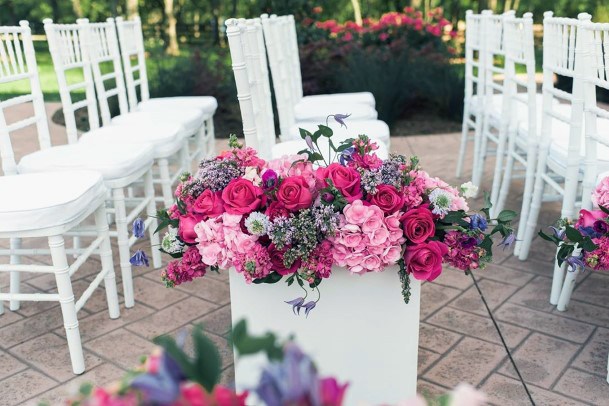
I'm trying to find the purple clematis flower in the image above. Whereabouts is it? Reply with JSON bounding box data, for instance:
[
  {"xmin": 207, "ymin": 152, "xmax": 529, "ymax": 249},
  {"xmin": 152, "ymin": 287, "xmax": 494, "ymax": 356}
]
[
  {"xmin": 498, "ymin": 233, "xmax": 516, "ymax": 250},
  {"xmin": 285, "ymin": 297, "xmax": 305, "ymax": 315},
  {"xmin": 333, "ymin": 113, "xmax": 351, "ymax": 128},
  {"xmin": 578, "ymin": 226, "xmax": 602, "ymax": 239},
  {"xmin": 262, "ymin": 169, "xmax": 278, "ymax": 190},
  {"xmin": 130, "ymin": 250, "xmax": 149, "ymax": 267},
  {"xmin": 469, "ymin": 214, "xmax": 488, "ymax": 232},
  {"xmin": 550, "ymin": 226, "xmax": 566, "ymax": 240},
  {"xmin": 302, "ymin": 300, "xmax": 316, "ymax": 317},
  {"xmin": 339, "ymin": 146, "xmax": 355, "ymax": 166},
  {"xmin": 130, "ymin": 352, "xmax": 184, "ymax": 403},
  {"xmin": 566, "ymin": 255, "xmax": 586, "ymax": 271},
  {"xmin": 305, "ymin": 135, "xmax": 315, "ymax": 150},
  {"xmin": 132, "ymin": 217, "xmax": 145, "ymax": 239}
]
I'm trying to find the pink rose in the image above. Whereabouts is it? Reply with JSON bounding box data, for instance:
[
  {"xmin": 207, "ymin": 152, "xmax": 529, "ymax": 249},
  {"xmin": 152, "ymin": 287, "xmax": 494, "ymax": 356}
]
[
  {"xmin": 369, "ymin": 227, "xmax": 390, "ymax": 246},
  {"xmin": 276, "ymin": 176, "xmax": 313, "ymax": 211},
  {"xmin": 319, "ymin": 377, "xmax": 348, "ymax": 406},
  {"xmin": 382, "ymin": 245, "xmax": 402, "ymax": 264},
  {"xmin": 401, "ymin": 206, "xmax": 435, "ymax": 243},
  {"xmin": 265, "ymin": 201, "xmax": 290, "ymax": 221},
  {"xmin": 221, "ymin": 178, "xmax": 264, "ymax": 215},
  {"xmin": 317, "ymin": 163, "xmax": 362, "ymax": 203},
  {"xmin": 343, "ymin": 200, "xmax": 372, "ymax": 224},
  {"xmin": 576, "ymin": 209, "xmax": 608, "ymax": 228},
  {"xmin": 178, "ymin": 213, "xmax": 204, "ymax": 244},
  {"xmin": 404, "ymin": 241, "xmax": 447, "ymax": 281},
  {"xmin": 368, "ymin": 185, "xmax": 404, "ymax": 213},
  {"xmin": 363, "ymin": 254, "xmax": 382, "ymax": 272},
  {"xmin": 268, "ymin": 244, "xmax": 300, "ymax": 275},
  {"xmin": 192, "ymin": 190, "xmax": 224, "ymax": 218}
]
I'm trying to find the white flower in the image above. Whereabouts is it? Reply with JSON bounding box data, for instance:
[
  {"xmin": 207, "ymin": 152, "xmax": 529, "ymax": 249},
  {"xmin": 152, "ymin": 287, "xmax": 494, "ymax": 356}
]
[
  {"xmin": 429, "ymin": 188, "xmax": 453, "ymax": 217},
  {"xmin": 242, "ymin": 166, "xmax": 262, "ymax": 186},
  {"xmin": 460, "ymin": 181, "xmax": 478, "ymax": 199},
  {"xmin": 161, "ymin": 227, "xmax": 185, "ymax": 254},
  {"xmin": 245, "ymin": 212, "xmax": 270, "ymax": 236}
]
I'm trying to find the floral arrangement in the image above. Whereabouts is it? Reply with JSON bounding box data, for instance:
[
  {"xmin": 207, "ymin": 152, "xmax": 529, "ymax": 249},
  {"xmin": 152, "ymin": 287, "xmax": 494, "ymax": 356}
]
[
  {"xmin": 156, "ymin": 122, "xmax": 515, "ymax": 315},
  {"xmin": 539, "ymin": 176, "xmax": 609, "ymax": 271},
  {"xmin": 64, "ymin": 321, "xmax": 486, "ymax": 406}
]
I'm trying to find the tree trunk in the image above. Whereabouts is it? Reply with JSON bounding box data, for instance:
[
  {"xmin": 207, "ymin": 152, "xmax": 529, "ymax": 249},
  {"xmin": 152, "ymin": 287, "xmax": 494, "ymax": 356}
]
[
  {"xmin": 350, "ymin": 0, "xmax": 363, "ymax": 25},
  {"xmin": 50, "ymin": 0, "xmax": 61, "ymax": 21},
  {"xmin": 71, "ymin": 0, "xmax": 83, "ymax": 18},
  {"xmin": 488, "ymin": 0, "xmax": 498, "ymax": 12},
  {"xmin": 164, "ymin": 0, "xmax": 180, "ymax": 55},
  {"xmin": 127, "ymin": 0, "xmax": 139, "ymax": 18}
]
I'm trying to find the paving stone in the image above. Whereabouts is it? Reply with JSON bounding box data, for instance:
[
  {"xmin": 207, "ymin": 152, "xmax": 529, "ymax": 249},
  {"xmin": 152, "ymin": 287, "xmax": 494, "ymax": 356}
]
[
  {"xmin": 572, "ymin": 327, "xmax": 609, "ymax": 376},
  {"xmin": 0, "ymin": 308, "xmax": 23, "ymax": 329},
  {"xmin": 0, "ymin": 369, "xmax": 57, "ymax": 405},
  {"xmin": 495, "ymin": 303, "xmax": 595, "ymax": 344},
  {"xmin": 10, "ymin": 333, "xmax": 103, "ymax": 382},
  {"xmin": 416, "ymin": 379, "xmax": 450, "ymax": 400},
  {"xmin": 499, "ymin": 333, "xmax": 579, "ymax": 388},
  {"xmin": 476, "ymin": 263, "xmax": 535, "ymax": 287},
  {"xmin": 418, "ymin": 348, "xmax": 440, "ymax": 373},
  {"xmin": 71, "ymin": 278, "xmax": 124, "ymax": 315},
  {"xmin": 418, "ymin": 322, "xmax": 462, "ymax": 354},
  {"xmin": 194, "ymin": 304, "xmax": 232, "ymax": 336},
  {"xmin": 555, "ymin": 368, "xmax": 609, "ymax": 404},
  {"xmin": 425, "ymin": 337, "xmax": 505, "ymax": 388},
  {"xmin": 451, "ymin": 279, "xmax": 518, "ymax": 317},
  {"xmin": 553, "ymin": 298, "xmax": 609, "ymax": 327},
  {"xmin": 571, "ymin": 272, "xmax": 609, "ymax": 309},
  {"xmin": 427, "ymin": 307, "xmax": 528, "ymax": 349},
  {"xmin": 132, "ymin": 276, "xmax": 188, "ymax": 310},
  {"xmin": 85, "ymin": 329, "xmax": 155, "ymax": 370},
  {"xmin": 432, "ymin": 267, "xmax": 474, "ymax": 291},
  {"xmin": 482, "ymin": 373, "xmax": 586, "ymax": 406},
  {"xmin": 507, "ymin": 276, "xmax": 560, "ymax": 312},
  {"xmin": 127, "ymin": 296, "xmax": 217, "ymax": 339},
  {"xmin": 0, "ymin": 307, "xmax": 63, "ymax": 349},
  {"xmin": 0, "ymin": 349, "xmax": 26, "ymax": 381},
  {"xmin": 11, "ymin": 283, "xmax": 59, "ymax": 318},
  {"xmin": 175, "ymin": 275, "xmax": 231, "ymax": 305},
  {"xmin": 420, "ymin": 283, "xmax": 462, "ymax": 320}
]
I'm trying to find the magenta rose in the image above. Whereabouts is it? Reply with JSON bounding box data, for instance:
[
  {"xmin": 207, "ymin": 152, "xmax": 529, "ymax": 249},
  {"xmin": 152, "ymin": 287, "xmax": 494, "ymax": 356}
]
[
  {"xmin": 268, "ymin": 243, "xmax": 300, "ymax": 275},
  {"xmin": 178, "ymin": 213, "xmax": 204, "ymax": 244},
  {"xmin": 401, "ymin": 206, "xmax": 435, "ymax": 243},
  {"xmin": 277, "ymin": 176, "xmax": 313, "ymax": 211},
  {"xmin": 265, "ymin": 201, "xmax": 290, "ymax": 221},
  {"xmin": 317, "ymin": 163, "xmax": 362, "ymax": 203},
  {"xmin": 404, "ymin": 241, "xmax": 448, "ymax": 281},
  {"xmin": 367, "ymin": 184, "xmax": 404, "ymax": 213},
  {"xmin": 576, "ymin": 209, "xmax": 608, "ymax": 228},
  {"xmin": 192, "ymin": 189, "xmax": 224, "ymax": 218},
  {"xmin": 221, "ymin": 178, "xmax": 264, "ymax": 215}
]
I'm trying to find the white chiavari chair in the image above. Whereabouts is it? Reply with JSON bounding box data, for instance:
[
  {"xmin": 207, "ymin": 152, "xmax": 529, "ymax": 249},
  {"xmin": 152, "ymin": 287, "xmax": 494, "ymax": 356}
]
[
  {"xmin": 555, "ymin": 15, "xmax": 609, "ymax": 311},
  {"xmin": 226, "ymin": 18, "xmax": 388, "ymax": 161},
  {"xmin": 115, "ymin": 16, "xmax": 217, "ymax": 157},
  {"xmin": 260, "ymin": 14, "xmax": 391, "ymax": 148},
  {"xmin": 0, "ymin": 22, "xmax": 120, "ymax": 374},
  {"xmin": 18, "ymin": 20, "xmax": 163, "ymax": 309}
]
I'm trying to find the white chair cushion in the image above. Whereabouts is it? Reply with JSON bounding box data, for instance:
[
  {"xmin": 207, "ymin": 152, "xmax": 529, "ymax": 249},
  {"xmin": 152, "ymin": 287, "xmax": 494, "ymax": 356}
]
[
  {"xmin": 78, "ymin": 125, "xmax": 182, "ymax": 157},
  {"xmin": 288, "ymin": 120, "xmax": 390, "ymax": 147},
  {"xmin": 301, "ymin": 92, "xmax": 376, "ymax": 108},
  {"xmin": 111, "ymin": 108, "xmax": 204, "ymax": 136},
  {"xmin": 0, "ymin": 171, "xmax": 106, "ymax": 233},
  {"xmin": 137, "ymin": 96, "xmax": 218, "ymax": 116},
  {"xmin": 271, "ymin": 138, "xmax": 389, "ymax": 161},
  {"xmin": 18, "ymin": 143, "xmax": 154, "ymax": 181},
  {"xmin": 293, "ymin": 102, "xmax": 378, "ymax": 122}
]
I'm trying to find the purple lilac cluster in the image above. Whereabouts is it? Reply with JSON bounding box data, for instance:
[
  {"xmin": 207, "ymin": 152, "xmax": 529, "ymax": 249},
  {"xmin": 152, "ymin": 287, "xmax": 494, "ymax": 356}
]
[
  {"xmin": 268, "ymin": 216, "xmax": 297, "ymax": 249},
  {"xmin": 360, "ymin": 168, "xmax": 383, "ymax": 195},
  {"xmin": 196, "ymin": 158, "xmax": 243, "ymax": 191},
  {"xmin": 380, "ymin": 155, "xmax": 408, "ymax": 188},
  {"xmin": 312, "ymin": 204, "xmax": 341, "ymax": 235}
]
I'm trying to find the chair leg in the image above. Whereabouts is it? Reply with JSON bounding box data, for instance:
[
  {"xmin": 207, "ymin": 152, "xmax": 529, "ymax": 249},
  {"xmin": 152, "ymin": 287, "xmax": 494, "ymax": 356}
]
[
  {"xmin": 112, "ymin": 187, "xmax": 135, "ymax": 308},
  {"xmin": 9, "ymin": 237, "xmax": 21, "ymax": 311},
  {"xmin": 456, "ymin": 105, "xmax": 471, "ymax": 178},
  {"xmin": 557, "ymin": 265, "xmax": 579, "ymax": 311},
  {"xmin": 94, "ymin": 205, "xmax": 120, "ymax": 319},
  {"xmin": 513, "ymin": 142, "xmax": 538, "ymax": 257},
  {"xmin": 144, "ymin": 170, "xmax": 162, "ymax": 268},
  {"xmin": 205, "ymin": 117, "xmax": 215, "ymax": 158},
  {"xmin": 48, "ymin": 234, "xmax": 85, "ymax": 375},
  {"xmin": 471, "ymin": 112, "xmax": 485, "ymax": 191},
  {"xmin": 490, "ymin": 123, "xmax": 508, "ymax": 217},
  {"xmin": 158, "ymin": 158, "xmax": 174, "ymax": 209},
  {"xmin": 517, "ymin": 155, "xmax": 547, "ymax": 261},
  {"xmin": 495, "ymin": 130, "xmax": 517, "ymax": 218}
]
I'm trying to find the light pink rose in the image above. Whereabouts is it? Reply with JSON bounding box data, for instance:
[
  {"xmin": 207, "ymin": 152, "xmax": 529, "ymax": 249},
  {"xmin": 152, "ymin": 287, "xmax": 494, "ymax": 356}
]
[
  {"xmin": 344, "ymin": 200, "xmax": 372, "ymax": 224},
  {"xmin": 369, "ymin": 227, "xmax": 390, "ymax": 246},
  {"xmin": 363, "ymin": 254, "xmax": 382, "ymax": 272},
  {"xmin": 382, "ymin": 245, "xmax": 402, "ymax": 264}
]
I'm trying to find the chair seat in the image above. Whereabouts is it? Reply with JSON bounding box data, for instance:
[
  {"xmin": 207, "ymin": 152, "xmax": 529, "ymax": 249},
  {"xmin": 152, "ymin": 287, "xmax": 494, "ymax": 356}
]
[
  {"xmin": 137, "ymin": 96, "xmax": 218, "ymax": 116},
  {"xmin": 300, "ymin": 92, "xmax": 376, "ymax": 108},
  {"xmin": 288, "ymin": 120, "xmax": 390, "ymax": 148},
  {"xmin": 293, "ymin": 102, "xmax": 378, "ymax": 122},
  {"xmin": 18, "ymin": 143, "xmax": 154, "ymax": 182},
  {"xmin": 272, "ymin": 138, "xmax": 389, "ymax": 161},
  {"xmin": 0, "ymin": 171, "xmax": 106, "ymax": 233},
  {"xmin": 547, "ymin": 117, "xmax": 609, "ymax": 166},
  {"xmin": 78, "ymin": 125, "xmax": 182, "ymax": 158},
  {"xmin": 111, "ymin": 108, "xmax": 204, "ymax": 136}
]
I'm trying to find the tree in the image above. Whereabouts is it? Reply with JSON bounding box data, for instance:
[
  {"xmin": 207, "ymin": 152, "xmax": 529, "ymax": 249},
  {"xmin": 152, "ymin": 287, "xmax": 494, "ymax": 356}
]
[
  {"xmin": 71, "ymin": 0, "xmax": 83, "ymax": 18},
  {"xmin": 351, "ymin": 0, "xmax": 363, "ymax": 25},
  {"xmin": 164, "ymin": 0, "xmax": 180, "ymax": 55}
]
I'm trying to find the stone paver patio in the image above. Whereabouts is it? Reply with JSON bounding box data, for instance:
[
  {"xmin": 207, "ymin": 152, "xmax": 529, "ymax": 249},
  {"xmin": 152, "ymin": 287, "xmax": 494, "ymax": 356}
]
[{"xmin": 1, "ymin": 103, "xmax": 609, "ymax": 405}]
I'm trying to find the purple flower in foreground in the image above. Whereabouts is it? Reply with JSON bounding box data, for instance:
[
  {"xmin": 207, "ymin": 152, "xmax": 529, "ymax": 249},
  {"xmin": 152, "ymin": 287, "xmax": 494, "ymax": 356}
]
[
  {"xmin": 130, "ymin": 352, "xmax": 184, "ymax": 403},
  {"xmin": 339, "ymin": 146, "xmax": 355, "ymax": 166},
  {"xmin": 302, "ymin": 301, "xmax": 316, "ymax": 317},
  {"xmin": 262, "ymin": 169, "xmax": 278, "ymax": 190},
  {"xmin": 132, "ymin": 217, "xmax": 145, "ymax": 239},
  {"xmin": 593, "ymin": 219, "xmax": 609, "ymax": 235},
  {"xmin": 498, "ymin": 233, "xmax": 516, "ymax": 250},
  {"xmin": 305, "ymin": 135, "xmax": 314, "ymax": 150},
  {"xmin": 333, "ymin": 113, "xmax": 351, "ymax": 128},
  {"xmin": 550, "ymin": 226, "xmax": 565, "ymax": 240},
  {"xmin": 130, "ymin": 250, "xmax": 149, "ymax": 267},
  {"xmin": 566, "ymin": 255, "xmax": 586, "ymax": 271},
  {"xmin": 285, "ymin": 297, "xmax": 305, "ymax": 315}
]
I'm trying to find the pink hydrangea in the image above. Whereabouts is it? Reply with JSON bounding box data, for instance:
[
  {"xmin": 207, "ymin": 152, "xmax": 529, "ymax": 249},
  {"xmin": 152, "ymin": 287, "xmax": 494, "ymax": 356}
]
[
  {"xmin": 233, "ymin": 242, "xmax": 272, "ymax": 283},
  {"xmin": 592, "ymin": 176, "xmax": 609, "ymax": 209},
  {"xmin": 331, "ymin": 200, "xmax": 405, "ymax": 274},
  {"xmin": 266, "ymin": 155, "xmax": 318, "ymax": 190},
  {"xmin": 584, "ymin": 237, "xmax": 609, "ymax": 271}
]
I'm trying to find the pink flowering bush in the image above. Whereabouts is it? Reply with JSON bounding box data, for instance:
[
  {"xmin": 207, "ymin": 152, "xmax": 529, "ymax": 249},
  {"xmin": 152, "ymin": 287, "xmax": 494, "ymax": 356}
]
[
  {"xmin": 156, "ymin": 125, "xmax": 515, "ymax": 313},
  {"xmin": 540, "ymin": 175, "xmax": 609, "ymax": 271}
]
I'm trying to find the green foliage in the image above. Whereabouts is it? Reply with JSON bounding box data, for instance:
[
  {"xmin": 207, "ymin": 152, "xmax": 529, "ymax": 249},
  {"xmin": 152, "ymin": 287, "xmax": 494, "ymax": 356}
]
[{"xmin": 231, "ymin": 319, "xmax": 284, "ymax": 361}]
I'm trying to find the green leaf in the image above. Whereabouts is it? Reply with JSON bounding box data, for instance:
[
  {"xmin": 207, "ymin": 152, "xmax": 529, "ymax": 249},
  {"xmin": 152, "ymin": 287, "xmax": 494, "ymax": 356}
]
[
  {"xmin": 318, "ymin": 124, "xmax": 333, "ymax": 137},
  {"xmin": 538, "ymin": 229, "xmax": 559, "ymax": 244},
  {"xmin": 483, "ymin": 191, "xmax": 493, "ymax": 210},
  {"xmin": 564, "ymin": 225, "xmax": 583, "ymax": 243},
  {"xmin": 600, "ymin": 205, "xmax": 609, "ymax": 215},
  {"xmin": 252, "ymin": 272, "xmax": 283, "ymax": 284},
  {"xmin": 580, "ymin": 237, "xmax": 599, "ymax": 252},
  {"xmin": 192, "ymin": 325, "xmax": 222, "ymax": 392},
  {"xmin": 479, "ymin": 235, "xmax": 493, "ymax": 257},
  {"xmin": 496, "ymin": 210, "xmax": 517, "ymax": 223},
  {"xmin": 231, "ymin": 320, "xmax": 283, "ymax": 361},
  {"xmin": 309, "ymin": 152, "xmax": 324, "ymax": 162},
  {"xmin": 153, "ymin": 334, "xmax": 196, "ymax": 380},
  {"xmin": 335, "ymin": 143, "xmax": 353, "ymax": 152},
  {"xmin": 442, "ymin": 210, "xmax": 466, "ymax": 224},
  {"xmin": 299, "ymin": 128, "xmax": 313, "ymax": 140},
  {"xmin": 312, "ymin": 129, "xmax": 322, "ymax": 142}
]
